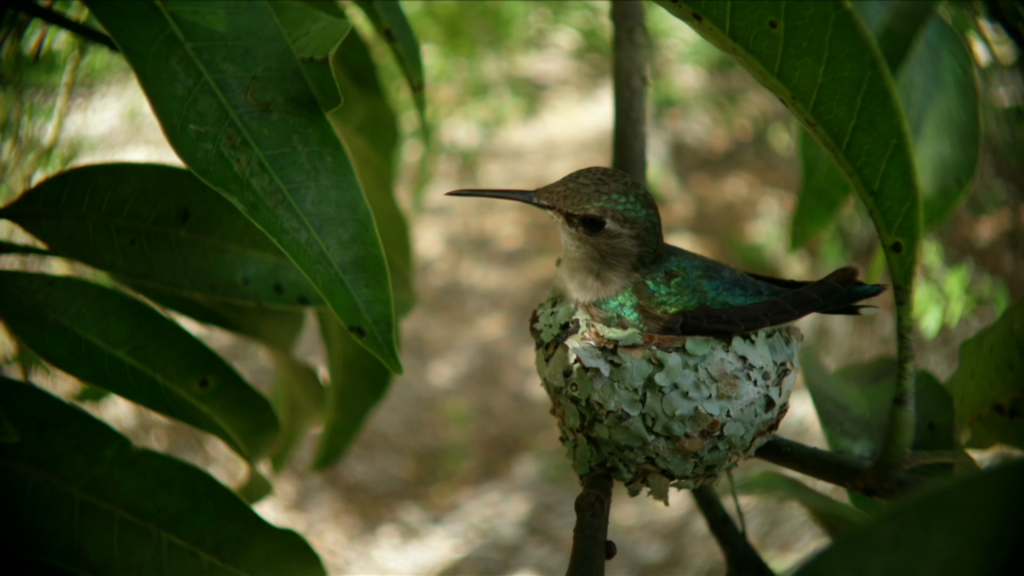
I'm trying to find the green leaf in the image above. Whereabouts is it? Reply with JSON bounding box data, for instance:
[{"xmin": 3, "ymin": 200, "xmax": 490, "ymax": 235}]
[
  {"xmin": 269, "ymin": 0, "xmax": 352, "ymax": 113},
  {"xmin": 86, "ymin": 0, "xmax": 402, "ymax": 374},
  {"xmin": 269, "ymin": 350, "xmax": 324, "ymax": 471},
  {"xmin": 354, "ymin": 0, "xmax": 426, "ymax": 120},
  {"xmin": 329, "ymin": 26, "xmax": 414, "ymax": 317},
  {"xmin": 236, "ymin": 467, "xmax": 274, "ymax": 505},
  {"xmin": 657, "ymin": 1, "xmax": 921, "ymax": 290},
  {"xmin": 853, "ymin": 1, "xmax": 936, "ymax": 71},
  {"xmin": 0, "ymin": 240, "xmax": 51, "ymax": 256},
  {"xmin": 1, "ymin": 164, "xmax": 324, "ymax": 310},
  {"xmin": 802, "ymin": 347, "xmax": 964, "ymax": 511},
  {"xmin": 946, "ymin": 298, "xmax": 1024, "ymax": 450},
  {"xmin": 794, "ymin": 458, "xmax": 1024, "ymax": 576},
  {"xmin": 899, "ymin": 16, "xmax": 980, "ymax": 230},
  {"xmin": 311, "ymin": 309, "xmax": 392, "ymax": 470},
  {"xmin": 129, "ymin": 282, "xmax": 306, "ymax": 352},
  {"xmin": 0, "ymin": 272, "xmax": 278, "ymax": 462},
  {"xmin": 790, "ymin": 129, "xmax": 851, "ymax": 249},
  {"xmin": 734, "ymin": 471, "xmax": 868, "ymax": 538},
  {"xmin": 0, "ymin": 377, "xmax": 325, "ymax": 576},
  {"xmin": 74, "ymin": 384, "xmax": 112, "ymax": 404}
]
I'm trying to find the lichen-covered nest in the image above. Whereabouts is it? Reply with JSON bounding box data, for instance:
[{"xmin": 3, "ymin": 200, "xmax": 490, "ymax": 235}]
[{"xmin": 531, "ymin": 295, "xmax": 802, "ymax": 503}]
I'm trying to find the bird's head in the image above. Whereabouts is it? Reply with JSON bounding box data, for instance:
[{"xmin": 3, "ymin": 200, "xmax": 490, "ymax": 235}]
[{"xmin": 447, "ymin": 167, "xmax": 665, "ymax": 302}]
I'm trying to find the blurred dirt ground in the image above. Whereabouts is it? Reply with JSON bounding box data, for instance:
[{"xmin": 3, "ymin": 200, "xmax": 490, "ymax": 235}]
[{"xmin": 2, "ymin": 32, "xmax": 1017, "ymax": 575}]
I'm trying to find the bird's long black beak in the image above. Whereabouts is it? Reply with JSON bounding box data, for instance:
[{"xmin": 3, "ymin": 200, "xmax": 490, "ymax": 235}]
[{"xmin": 445, "ymin": 189, "xmax": 544, "ymax": 207}]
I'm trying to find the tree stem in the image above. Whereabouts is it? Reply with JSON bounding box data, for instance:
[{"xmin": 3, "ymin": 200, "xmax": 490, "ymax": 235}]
[
  {"xmin": 692, "ymin": 484, "xmax": 774, "ymax": 576},
  {"xmin": 611, "ymin": 0, "xmax": 648, "ymax": 183},
  {"xmin": 566, "ymin": 470, "xmax": 613, "ymax": 576}
]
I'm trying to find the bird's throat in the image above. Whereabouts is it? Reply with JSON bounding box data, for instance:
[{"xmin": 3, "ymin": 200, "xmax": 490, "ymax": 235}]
[{"xmin": 554, "ymin": 234, "xmax": 640, "ymax": 304}]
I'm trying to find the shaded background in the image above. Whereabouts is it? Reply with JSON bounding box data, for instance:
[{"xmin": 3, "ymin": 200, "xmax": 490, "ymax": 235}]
[{"xmin": 2, "ymin": 2, "xmax": 1022, "ymax": 574}]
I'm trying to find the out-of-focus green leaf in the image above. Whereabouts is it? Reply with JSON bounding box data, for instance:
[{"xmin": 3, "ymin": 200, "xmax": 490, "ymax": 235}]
[
  {"xmin": 74, "ymin": 384, "xmax": 111, "ymax": 404},
  {"xmin": 0, "ymin": 377, "xmax": 325, "ymax": 576},
  {"xmin": 947, "ymin": 298, "xmax": 1024, "ymax": 450},
  {"xmin": 790, "ymin": 130, "xmax": 851, "ymax": 249},
  {"xmin": 236, "ymin": 467, "xmax": 274, "ymax": 505},
  {"xmin": 0, "ymin": 272, "xmax": 278, "ymax": 462},
  {"xmin": 657, "ymin": 0, "xmax": 920, "ymax": 316},
  {"xmin": 802, "ymin": 348, "xmax": 965, "ymax": 510},
  {"xmin": 86, "ymin": 0, "xmax": 402, "ymax": 374},
  {"xmin": 269, "ymin": 0, "xmax": 352, "ymax": 113},
  {"xmin": 329, "ymin": 26, "xmax": 414, "ymax": 317},
  {"xmin": 0, "ymin": 164, "xmax": 324, "ymax": 309},
  {"xmin": 735, "ymin": 471, "xmax": 869, "ymax": 538},
  {"xmin": 269, "ymin": 350, "xmax": 324, "ymax": 471},
  {"xmin": 311, "ymin": 310, "xmax": 392, "ymax": 470},
  {"xmin": 794, "ymin": 458, "xmax": 1024, "ymax": 575},
  {"xmin": 0, "ymin": 240, "xmax": 51, "ymax": 256},
  {"xmin": 853, "ymin": 1, "xmax": 936, "ymax": 71},
  {"xmin": 354, "ymin": 0, "xmax": 426, "ymax": 120},
  {"xmin": 129, "ymin": 282, "xmax": 306, "ymax": 352},
  {"xmin": 899, "ymin": 16, "xmax": 980, "ymax": 230}
]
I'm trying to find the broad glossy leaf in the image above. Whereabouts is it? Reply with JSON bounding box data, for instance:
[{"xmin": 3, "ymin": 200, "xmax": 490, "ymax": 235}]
[
  {"xmin": 269, "ymin": 0, "xmax": 352, "ymax": 113},
  {"xmin": 946, "ymin": 298, "xmax": 1024, "ymax": 450},
  {"xmin": 0, "ymin": 272, "xmax": 278, "ymax": 461},
  {"xmin": 735, "ymin": 471, "xmax": 868, "ymax": 537},
  {"xmin": 129, "ymin": 282, "xmax": 306, "ymax": 352},
  {"xmin": 311, "ymin": 309, "xmax": 392, "ymax": 470},
  {"xmin": 87, "ymin": 0, "xmax": 402, "ymax": 373},
  {"xmin": 0, "ymin": 378, "xmax": 325, "ymax": 576},
  {"xmin": 657, "ymin": 1, "xmax": 920, "ymax": 291},
  {"xmin": 269, "ymin": 350, "xmax": 324, "ymax": 471},
  {"xmin": 354, "ymin": 0, "xmax": 426, "ymax": 120},
  {"xmin": 1, "ymin": 164, "xmax": 324, "ymax": 309},
  {"xmin": 795, "ymin": 458, "xmax": 1024, "ymax": 575},
  {"xmin": 329, "ymin": 26, "xmax": 414, "ymax": 317},
  {"xmin": 790, "ymin": 129, "xmax": 851, "ymax": 249}
]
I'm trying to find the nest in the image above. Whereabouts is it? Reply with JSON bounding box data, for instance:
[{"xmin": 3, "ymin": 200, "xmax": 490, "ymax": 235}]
[{"xmin": 531, "ymin": 295, "xmax": 802, "ymax": 503}]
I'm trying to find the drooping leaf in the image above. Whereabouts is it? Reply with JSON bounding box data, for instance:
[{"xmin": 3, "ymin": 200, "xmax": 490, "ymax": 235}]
[
  {"xmin": 329, "ymin": 26, "xmax": 414, "ymax": 317},
  {"xmin": 946, "ymin": 298, "xmax": 1024, "ymax": 450},
  {"xmin": 128, "ymin": 282, "xmax": 306, "ymax": 352},
  {"xmin": 657, "ymin": 1, "xmax": 921, "ymax": 292},
  {"xmin": 269, "ymin": 0, "xmax": 352, "ymax": 113},
  {"xmin": 0, "ymin": 377, "xmax": 325, "ymax": 576},
  {"xmin": 311, "ymin": 309, "xmax": 392, "ymax": 470},
  {"xmin": 735, "ymin": 471, "xmax": 869, "ymax": 538},
  {"xmin": 353, "ymin": 0, "xmax": 426, "ymax": 121},
  {"xmin": 0, "ymin": 272, "xmax": 278, "ymax": 461},
  {"xmin": 794, "ymin": 458, "xmax": 1024, "ymax": 575},
  {"xmin": 853, "ymin": 0, "xmax": 936, "ymax": 71},
  {"xmin": 1, "ymin": 164, "xmax": 325, "ymax": 310},
  {"xmin": 86, "ymin": 0, "xmax": 402, "ymax": 373},
  {"xmin": 269, "ymin": 350, "xmax": 324, "ymax": 471}
]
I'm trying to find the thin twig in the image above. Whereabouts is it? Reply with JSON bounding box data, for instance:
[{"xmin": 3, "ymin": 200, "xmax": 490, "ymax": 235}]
[
  {"xmin": 692, "ymin": 484, "xmax": 774, "ymax": 576},
  {"xmin": 726, "ymin": 470, "xmax": 747, "ymax": 536},
  {"xmin": 611, "ymin": 0, "xmax": 647, "ymax": 183},
  {"xmin": 9, "ymin": 0, "xmax": 119, "ymax": 52},
  {"xmin": 566, "ymin": 470, "xmax": 613, "ymax": 576},
  {"xmin": 754, "ymin": 436, "xmax": 926, "ymax": 499}
]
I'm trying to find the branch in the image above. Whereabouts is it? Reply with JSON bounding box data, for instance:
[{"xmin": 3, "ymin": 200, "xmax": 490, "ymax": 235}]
[
  {"xmin": 9, "ymin": 0, "xmax": 119, "ymax": 52},
  {"xmin": 692, "ymin": 484, "xmax": 773, "ymax": 576},
  {"xmin": 566, "ymin": 470, "xmax": 614, "ymax": 576},
  {"xmin": 870, "ymin": 284, "xmax": 916, "ymax": 479},
  {"xmin": 754, "ymin": 436, "xmax": 926, "ymax": 499},
  {"xmin": 611, "ymin": 0, "xmax": 647, "ymax": 183}
]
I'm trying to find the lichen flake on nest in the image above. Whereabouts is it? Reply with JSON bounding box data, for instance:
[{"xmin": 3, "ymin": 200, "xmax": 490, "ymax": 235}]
[{"xmin": 531, "ymin": 295, "xmax": 802, "ymax": 504}]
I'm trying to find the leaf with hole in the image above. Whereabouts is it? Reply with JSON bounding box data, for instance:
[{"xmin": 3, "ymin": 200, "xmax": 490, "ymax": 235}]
[
  {"xmin": 0, "ymin": 377, "xmax": 324, "ymax": 576},
  {"xmin": 86, "ymin": 0, "xmax": 401, "ymax": 373},
  {"xmin": 0, "ymin": 272, "xmax": 278, "ymax": 462}
]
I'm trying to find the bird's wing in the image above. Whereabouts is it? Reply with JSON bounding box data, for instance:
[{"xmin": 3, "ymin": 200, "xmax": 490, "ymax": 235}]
[{"xmin": 647, "ymin": 267, "xmax": 885, "ymax": 336}]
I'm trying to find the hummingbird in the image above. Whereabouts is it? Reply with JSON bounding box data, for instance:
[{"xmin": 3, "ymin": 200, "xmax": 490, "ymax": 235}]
[{"xmin": 447, "ymin": 167, "xmax": 885, "ymax": 336}]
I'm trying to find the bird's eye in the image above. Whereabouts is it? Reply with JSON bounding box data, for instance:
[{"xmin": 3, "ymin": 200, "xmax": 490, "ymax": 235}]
[{"xmin": 579, "ymin": 215, "xmax": 606, "ymax": 235}]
